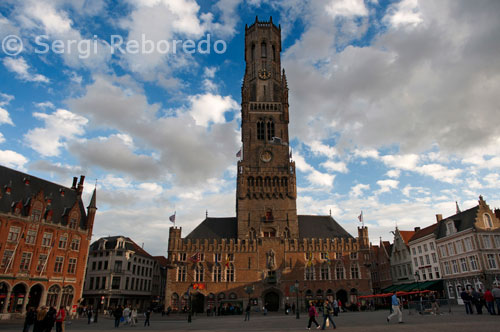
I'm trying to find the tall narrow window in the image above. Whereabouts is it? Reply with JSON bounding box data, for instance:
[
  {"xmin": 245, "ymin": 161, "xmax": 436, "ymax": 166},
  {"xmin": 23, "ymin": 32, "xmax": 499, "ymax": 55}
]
[
  {"xmin": 226, "ymin": 264, "xmax": 235, "ymax": 282},
  {"xmin": 261, "ymin": 42, "xmax": 267, "ymax": 58},
  {"xmin": 195, "ymin": 264, "xmax": 204, "ymax": 282},
  {"xmin": 267, "ymin": 120, "xmax": 275, "ymax": 140},
  {"xmin": 19, "ymin": 252, "xmax": 32, "ymax": 272},
  {"xmin": 251, "ymin": 44, "xmax": 255, "ymax": 61},
  {"xmin": 272, "ymin": 45, "xmax": 276, "ymax": 61},
  {"xmin": 336, "ymin": 264, "xmax": 345, "ymax": 279},
  {"xmin": 257, "ymin": 121, "xmax": 265, "ymax": 140},
  {"xmin": 213, "ymin": 264, "xmax": 222, "ymax": 282}
]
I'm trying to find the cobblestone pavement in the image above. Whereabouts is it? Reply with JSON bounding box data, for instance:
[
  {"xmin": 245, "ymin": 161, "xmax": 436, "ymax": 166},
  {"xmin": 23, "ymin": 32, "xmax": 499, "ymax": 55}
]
[{"xmin": 1, "ymin": 306, "xmax": 499, "ymax": 332}]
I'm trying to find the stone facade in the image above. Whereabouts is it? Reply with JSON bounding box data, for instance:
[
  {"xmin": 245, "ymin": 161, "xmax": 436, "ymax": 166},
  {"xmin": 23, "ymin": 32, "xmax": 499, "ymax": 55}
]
[
  {"xmin": 435, "ymin": 196, "xmax": 500, "ymax": 303},
  {"xmin": 0, "ymin": 166, "xmax": 96, "ymax": 318},
  {"xmin": 389, "ymin": 228, "xmax": 416, "ymax": 285},
  {"xmin": 82, "ymin": 236, "xmax": 167, "ymax": 311},
  {"xmin": 165, "ymin": 17, "xmax": 372, "ymax": 314},
  {"xmin": 408, "ymin": 223, "xmax": 442, "ymax": 283}
]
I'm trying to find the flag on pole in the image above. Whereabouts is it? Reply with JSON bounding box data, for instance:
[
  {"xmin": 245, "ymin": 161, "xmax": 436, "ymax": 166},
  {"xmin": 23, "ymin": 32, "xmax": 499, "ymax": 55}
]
[
  {"xmin": 236, "ymin": 149, "xmax": 241, "ymax": 158},
  {"xmin": 225, "ymin": 256, "xmax": 230, "ymax": 268},
  {"xmin": 358, "ymin": 211, "xmax": 363, "ymax": 223},
  {"xmin": 306, "ymin": 252, "xmax": 313, "ymax": 267},
  {"xmin": 190, "ymin": 252, "xmax": 201, "ymax": 263},
  {"xmin": 169, "ymin": 212, "xmax": 176, "ymax": 223}
]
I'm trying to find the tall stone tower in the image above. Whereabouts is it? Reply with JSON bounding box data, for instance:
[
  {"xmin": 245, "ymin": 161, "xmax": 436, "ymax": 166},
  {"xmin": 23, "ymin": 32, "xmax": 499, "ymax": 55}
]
[{"xmin": 236, "ymin": 17, "xmax": 298, "ymax": 239}]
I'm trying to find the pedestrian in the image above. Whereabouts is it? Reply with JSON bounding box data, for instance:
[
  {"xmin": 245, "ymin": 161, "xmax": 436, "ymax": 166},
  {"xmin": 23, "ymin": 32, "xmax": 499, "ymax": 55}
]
[
  {"xmin": 430, "ymin": 291, "xmax": 440, "ymax": 315},
  {"xmin": 263, "ymin": 302, "xmax": 268, "ymax": 315},
  {"xmin": 43, "ymin": 306, "xmax": 57, "ymax": 332},
  {"xmin": 460, "ymin": 290, "xmax": 473, "ymax": 314},
  {"xmin": 87, "ymin": 306, "xmax": 93, "ymax": 324},
  {"xmin": 24, "ymin": 307, "xmax": 36, "ymax": 332},
  {"xmin": 113, "ymin": 306, "xmax": 123, "ymax": 328},
  {"xmin": 387, "ymin": 292, "xmax": 403, "ymax": 324},
  {"xmin": 123, "ymin": 306, "xmax": 130, "ymax": 325},
  {"xmin": 144, "ymin": 308, "xmax": 151, "ymax": 327},
  {"xmin": 34, "ymin": 306, "xmax": 47, "ymax": 332},
  {"xmin": 55, "ymin": 306, "xmax": 65, "ymax": 332},
  {"xmin": 307, "ymin": 301, "xmax": 320, "ymax": 330},
  {"xmin": 471, "ymin": 288, "xmax": 483, "ymax": 314},
  {"xmin": 484, "ymin": 288, "xmax": 496, "ymax": 315},
  {"xmin": 244, "ymin": 302, "xmax": 251, "ymax": 321},
  {"xmin": 131, "ymin": 308, "xmax": 137, "ymax": 326},
  {"xmin": 492, "ymin": 284, "xmax": 500, "ymax": 315},
  {"xmin": 332, "ymin": 299, "xmax": 339, "ymax": 316},
  {"xmin": 321, "ymin": 299, "xmax": 336, "ymax": 330}
]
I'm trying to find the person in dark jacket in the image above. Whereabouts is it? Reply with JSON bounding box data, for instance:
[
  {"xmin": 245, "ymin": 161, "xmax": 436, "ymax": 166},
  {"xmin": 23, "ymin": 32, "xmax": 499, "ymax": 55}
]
[
  {"xmin": 24, "ymin": 307, "xmax": 36, "ymax": 332},
  {"xmin": 460, "ymin": 290, "xmax": 473, "ymax": 314},
  {"xmin": 43, "ymin": 306, "xmax": 57, "ymax": 332},
  {"xmin": 87, "ymin": 306, "xmax": 93, "ymax": 324},
  {"xmin": 113, "ymin": 306, "xmax": 123, "ymax": 328},
  {"xmin": 34, "ymin": 306, "xmax": 47, "ymax": 332}
]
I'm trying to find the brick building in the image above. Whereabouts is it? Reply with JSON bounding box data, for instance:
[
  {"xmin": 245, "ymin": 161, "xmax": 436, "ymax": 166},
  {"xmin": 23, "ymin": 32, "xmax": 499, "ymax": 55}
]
[
  {"xmin": 370, "ymin": 239, "xmax": 392, "ymax": 293},
  {"xmin": 0, "ymin": 165, "xmax": 96, "ymax": 318},
  {"xmin": 166, "ymin": 17, "xmax": 372, "ymax": 314},
  {"xmin": 82, "ymin": 236, "xmax": 167, "ymax": 311}
]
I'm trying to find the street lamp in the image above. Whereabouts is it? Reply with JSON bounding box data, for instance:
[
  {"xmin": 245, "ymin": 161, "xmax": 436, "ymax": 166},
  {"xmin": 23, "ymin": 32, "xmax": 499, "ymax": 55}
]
[
  {"xmin": 414, "ymin": 271, "xmax": 421, "ymax": 314},
  {"xmin": 295, "ymin": 280, "xmax": 300, "ymax": 319}
]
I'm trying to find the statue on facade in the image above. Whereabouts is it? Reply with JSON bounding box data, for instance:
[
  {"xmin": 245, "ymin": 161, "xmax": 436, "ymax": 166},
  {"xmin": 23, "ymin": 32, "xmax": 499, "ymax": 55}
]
[{"xmin": 267, "ymin": 249, "xmax": 276, "ymax": 270}]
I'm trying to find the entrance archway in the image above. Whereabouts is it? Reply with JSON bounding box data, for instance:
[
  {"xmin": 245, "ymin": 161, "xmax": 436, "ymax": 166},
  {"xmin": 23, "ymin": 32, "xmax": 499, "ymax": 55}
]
[
  {"xmin": 47, "ymin": 285, "xmax": 61, "ymax": 308},
  {"xmin": 336, "ymin": 289, "xmax": 348, "ymax": 307},
  {"xmin": 263, "ymin": 291, "xmax": 279, "ymax": 311},
  {"xmin": 27, "ymin": 284, "xmax": 44, "ymax": 309},
  {"xmin": 61, "ymin": 286, "xmax": 74, "ymax": 308},
  {"xmin": 0, "ymin": 282, "xmax": 10, "ymax": 313},
  {"xmin": 10, "ymin": 283, "xmax": 27, "ymax": 313},
  {"xmin": 192, "ymin": 293, "xmax": 205, "ymax": 313}
]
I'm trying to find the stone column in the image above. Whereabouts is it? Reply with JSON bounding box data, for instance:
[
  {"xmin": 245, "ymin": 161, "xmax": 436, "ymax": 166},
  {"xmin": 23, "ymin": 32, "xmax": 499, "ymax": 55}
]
[
  {"xmin": 21, "ymin": 292, "xmax": 29, "ymax": 314},
  {"xmin": 2, "ymin": 289, "xmax": 12, "ymax": 313},
  {"xmin": 40, "ymin": 287, "xmax": 48, "ymax": 307},
  {"xmin": 56, "ymin": 289, "xmax": 63, "ymax": 309}
]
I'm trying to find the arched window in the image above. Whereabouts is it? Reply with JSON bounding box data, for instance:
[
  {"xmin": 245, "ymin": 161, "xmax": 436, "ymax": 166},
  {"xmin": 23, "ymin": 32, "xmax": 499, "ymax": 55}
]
[
  {"xmin": 247, "ymin": 177, "xmax": 254, "ymax": 187},
  {"xmin": 266, "ymin": 120, "xmax": 275, "ymax": 140},
  {"xmin": 61, "ymin": 286, "xmax": 74, "ymax": 307},
  {"xmin": 171, "ymin": 293, "xmax": 179, "ymax": 310},
  {"xmin": 226, "ymin": 264, "xmax": 235, "ymax": 282},
  {"xmin": 251, "ymin": 43, "xmax": 255, "ymax": 61},
  {"xmin": 257, "ymin": 121, "xmax": 265, "ymax": 140},
  {"xmin": 264, "ymin": 177, "xmax": 271, "ymax": 187},
  {"xmin": 263, "ymin": 228, "xmax": 276, "ymax": 237},
  {"xmin": 316, "ymin": 289, "xmax": 323, "ymax": 298},
  {"xmin": 213, "ymin": 264, "xmax": 222, "ymax": 282},
  {"xmin": 320, "ymin": 264, "xmax": 331, "ymax": 280},
  {"xmin": 261, "ymin": 42, "xmax": 267, "ymax": 58},
  {"xmin": 484, "ymin": 214, "xmax": 493, "ymax": 228},
  {"xmin": 283, "ymin": 227, "xmax": 290, "ymax": 239},
  {"xmin": 256, "ymin": 177, "xmax": 263, "ymax": 187},
  {"xmin": 68, "ymin": 212, "xmax": 79, "ymax": 229},
  {"xmin": 47, "ymin": 285, "xmax": 60, "ymax": 307},
  {"xmin": 281, "ymin": 177, "xmax": 288, "ymax": 187},
  {"xmin": 350, "ymin": 264, "xmax": 360, "ymax": 279},
  {"xmin": 305, "ymin": 265, "xmax": 315, "ymax": 280},
  {"xmin": 272, "ymin": 45, "xmax": 276, "ymax": 61},
  {"xmin": 249, "ymin": 228, "xmax": 256, "ymax": 239},
  {"xmin": 336, "ymin": 264, "xmax": 345, "ymax": 280},
  {"xmin": 195, "ymin": 264, "xmax": 204, "ymax": 282},
  {"xmin": 177, "ymin": 265, "xmax": 186, "ymax": 282}
]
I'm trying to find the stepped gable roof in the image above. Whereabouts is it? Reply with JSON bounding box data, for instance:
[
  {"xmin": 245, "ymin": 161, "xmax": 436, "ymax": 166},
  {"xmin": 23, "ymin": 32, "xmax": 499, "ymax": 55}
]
[
  {"xmin": 90, "ymin": 236, "xmax": 153, "ymax": 258},
  {"xmin": 298, "ymin": 215, "xmax": 353, "ymax": 239},
  {"xmin": 153, "ymin": 256, "xmax": 169, "ymax": 267},
  {"xmin": 409, "ymin": 223, "xmax": 438, "ymax": 242},
  {"xmin": 0, "ymin": 164, "xmax": 88, "ymax": 228},
  {"xmin": 436, "ymin": 206, "xmax": 479, "ymax": 240},
  {"xmin": 399, "ymin": 230, "xmax": 416, "ymax": 245},
  {"xmin": 186, "ymin": 217, "xmax": 238, "ymax": 240}
]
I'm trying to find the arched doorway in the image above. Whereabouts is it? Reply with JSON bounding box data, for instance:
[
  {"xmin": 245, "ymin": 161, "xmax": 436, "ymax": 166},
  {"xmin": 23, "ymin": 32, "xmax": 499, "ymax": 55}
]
[
  {"xmin": 61, "ymin": 286, "xmax": 74, "ymax": 308},
  {"xmin": 27, "ymin": 284, "xmax": 44, "ymax": 309},
  {"xmin": 47, "ymin": 285, "xmax": 61, "ymax": 308},
  {"xmin": 10, "ymin": 284, "xmax": 27, "ymax": 313},
  {"xmin": 192, "ymin": 293, "xmax": 205, "ymax": 313},
  {"xmin": 263, "ymin": 291, "xmax": 279, "ymax": 311},
  {"xmin": 0, "ymin": 282, "xmax": 10, "ymax": 313},
  {"xmin": 336, "ymin": 289, "xmax": 348, "ymax": 308}
]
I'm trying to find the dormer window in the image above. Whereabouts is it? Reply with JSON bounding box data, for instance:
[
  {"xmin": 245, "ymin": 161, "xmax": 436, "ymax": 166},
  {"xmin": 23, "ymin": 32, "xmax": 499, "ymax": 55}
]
[
  {"xmin": 483, "ymin": 213, "xmax": 493, "ymax": 228},
  {"xmin": 68, "ymin": 212, "xmax": 78, "ymax": 229},
  {"xmin": 446, "ymin": 221, "xmax": 455, "ymax": 235},
  {"xmin": 31, "ymin": 201, "xmax": 43, "ymax": 222}
]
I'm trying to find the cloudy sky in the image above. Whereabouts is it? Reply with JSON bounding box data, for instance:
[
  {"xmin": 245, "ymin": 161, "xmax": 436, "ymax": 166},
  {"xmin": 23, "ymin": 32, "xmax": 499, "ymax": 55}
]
[{"xmin": 1, "ymin": 0, "xmax": 499, "ymax": 256}]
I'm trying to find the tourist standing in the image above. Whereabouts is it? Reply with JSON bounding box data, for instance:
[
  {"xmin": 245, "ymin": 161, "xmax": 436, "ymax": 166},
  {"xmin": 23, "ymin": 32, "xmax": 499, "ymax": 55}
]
[
  {"xmin": 113, "ymin": 306, "xmax": 123, "ymax": 328},
  {"xmin": 131, "ymin": 308, "xmax": 138, "ymax": 326},
  {"xmin": 55, "ymin": 306, "xmax": 66, "ymax": 332},
  {"xmin": 484, "ymin": 289, "xmax": 495, "ymax": 315},
  {"xmin": 460, "ymin": 290, "xmax": 473, "ymax": 314},
  {"xmin": 144, "ymin": 308, "xmax": 151, "ymax": 327},
  {"xmin": 307, "ymin": 301, "xmax": 320, "ymax": 330},
  {"xmin": 430, "ymin": 291, "xmax": 440, "ymax": 315},
  {"xmin": 87, "ymin": 306, "xmax": 93, "ymax": 324},
  {"xmin": 321, "ymin": 299, "xmax": 336, "ymax": 330},
  {"xmin": 387, "ymin": 292, "xmax": 403, "ymax": 324},
  {"xmin": 33, "ymin": 306, "xmax": 47, "ymax": 332},
  {"xmin": 23, "ymin": 307, "xmax": 36, "ymax": 332},
  {"xmin": 44, "ymin": 306, "xmax": 57, "ymax": 332},
  {"xmin": 492, "ymin": 284, "xmax": 500, "ymax": 315},
  {"xmin": 244, "ymin": 302, "xmax": 251, "ymax": 321},
  {"xmin": 332, "ymin": 299, "xmax": 339, "ymax": 316},
  {"xmin": 471, "ymin": 288, "xmax": 483, "ymax": 314}
]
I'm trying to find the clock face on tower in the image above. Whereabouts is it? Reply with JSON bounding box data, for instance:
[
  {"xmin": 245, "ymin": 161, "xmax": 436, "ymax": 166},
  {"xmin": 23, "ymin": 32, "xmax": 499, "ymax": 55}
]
[
  {"xmin": 258, "ymin": 69, "xmax": 271, "ymax": 80},
  {"xmin": 260, "ymin": 150, "xmax": 272, "ymax": 162}
]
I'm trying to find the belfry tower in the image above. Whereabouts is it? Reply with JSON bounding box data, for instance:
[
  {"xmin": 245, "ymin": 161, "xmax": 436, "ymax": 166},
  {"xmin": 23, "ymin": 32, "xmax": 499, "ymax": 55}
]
[{"xmin": 236, "ymin": 17, "xmax": 298, "ymax": 239}]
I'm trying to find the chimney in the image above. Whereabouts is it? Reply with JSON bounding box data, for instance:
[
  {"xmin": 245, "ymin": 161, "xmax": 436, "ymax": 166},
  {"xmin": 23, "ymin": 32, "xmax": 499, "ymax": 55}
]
[
  {"xmin": 436, "ymin": 214, "xmax": 443, "ymax": 222},
  {"xmin": 495, "ymin": 208, "xmax": 500, "ymax": 220},
  {"xmin": 77, "ymin": 175, "xmax": 85, "ymax": 195},
  {"xmin": 414, "ymin": 227, "xmax": 421, "ymax": 232},
  {"xmin": 71, "ymin": 177, "xmax": 78, "ymax": 189}
]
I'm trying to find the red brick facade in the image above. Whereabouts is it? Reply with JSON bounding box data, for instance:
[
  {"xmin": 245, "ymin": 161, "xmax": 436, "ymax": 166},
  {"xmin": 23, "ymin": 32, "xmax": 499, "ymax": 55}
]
[{"xmin": 0, "ymin": 167, "xmax": 96, "ymax": 318}]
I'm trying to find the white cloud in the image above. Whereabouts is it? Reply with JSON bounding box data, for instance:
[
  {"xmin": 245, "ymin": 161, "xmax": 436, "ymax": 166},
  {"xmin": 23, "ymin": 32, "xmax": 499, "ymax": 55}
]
[
  {"xmin": 384, "ymin": 0, "xmax": 423, "ymax": 29},
  {"xmin": 188, "ymin": 93, "xmax": 238, "ymax": 127},
  {"xmin": 325, "ymin": 0, "xmax": 368, "ymax": 18},
  {"xmin": 386, "ymin": 169, "xmax": 401, "ymax": 178},
  {"xmin": 321, "ymin": 160, "xmax": 348, "ymax": 173},
  {"xmin": 381, "ymin": 153, "xmax": 420, "ymax": 170},
  {"xmin": 0, "ymin": 133, "xmax": 4, "ymax": 144},
  {"xmin": 0, "ymin": 108, "xmax": 14, "ymax": 126},
  {"xmin": 376, "ymin": 179, "xmax": 399, "ymax": 194},
  {"xmin": 34, "ymin": 101, "xmax": 55, "ymax": 109},
  {"xmin": 350, "ymin": 183, "xmax": 370, "ymax": 197},
  {"xmin": 308, "ymin": 140, "xmax": 338, "ymax": 158},
  {"xmin": 307, "ymin": 170, "xmax": 335, "ymax": 187},
  {"xmin": 3, "ymin": 57, "xmax": 49, "ymax": 83},
  {"xmin": 24, "ymin": 109, "xmax": 88, "ymax": 157},
  {"xmin": 415, "ymin": 163, "xmax": 462, "ymax": 183},
  {"xmin": 0, "ymin": 149, "xmax": 28, "ymax": 169}
]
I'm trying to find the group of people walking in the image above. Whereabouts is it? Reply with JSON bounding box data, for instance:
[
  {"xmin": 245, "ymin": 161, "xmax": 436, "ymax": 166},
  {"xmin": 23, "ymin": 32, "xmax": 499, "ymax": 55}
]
[
  {"xmin": 306, "ymin": 300, "xmax": 338, "ymax": 330},
  {"xmin": 111, "ymin": 305, "xmax": 151, "ymax": 328},
  {"xmin": 23, "ymin": 306, "xmax": 66, "ymax": 332}
]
